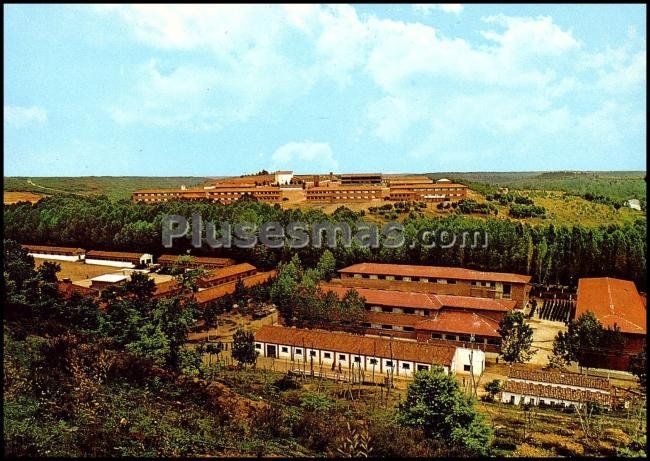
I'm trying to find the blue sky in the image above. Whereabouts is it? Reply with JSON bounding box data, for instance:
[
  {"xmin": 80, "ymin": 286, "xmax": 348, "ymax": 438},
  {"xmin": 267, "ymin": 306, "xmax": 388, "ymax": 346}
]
[{"xmin": 4, "ymin": 4, "xmax": 646, "ymax": 176}]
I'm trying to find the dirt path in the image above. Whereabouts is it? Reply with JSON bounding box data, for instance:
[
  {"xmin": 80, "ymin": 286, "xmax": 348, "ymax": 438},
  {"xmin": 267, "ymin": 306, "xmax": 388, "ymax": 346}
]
[{"xmin": 26, "ymin": 178, "xmax": 84, "ymax": 195}]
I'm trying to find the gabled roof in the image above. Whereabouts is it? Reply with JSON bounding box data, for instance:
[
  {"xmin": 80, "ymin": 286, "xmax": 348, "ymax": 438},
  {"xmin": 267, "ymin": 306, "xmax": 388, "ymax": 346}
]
[
  {"xmin": 365, "ymin": 311, "xmax": 421, "ymax": 327},
  {"xmin": 23, "ymin": 244, "xmax": 86, "ymax": 255},
  {"xmin": 199, "ymin": 263, "xmax": 256, "ymax": 283},
  {"xmin": 57, "ymin": 281, "xmax": 98, "ymax": 299},
  {"xmin": 502, "ymin": 381, "xmax": 611, "ymax": 406},
  {"xmin": 338, "ymin": 263, "xmax": 531, "ymax": 284},
  {"xmin": 193, "ymin": 270, "xmax": 276, "ymax": 304},
  {"xmin": 415, "ymin": 311, "xmax": 501, "ymax": 337},
  {"xmin": 254, "ymin": 325, "xmax": 456, "ymax": 365},
  {"xmin": 320, "ymin": 284, "xmax": 514, "ymax": 312},
  {"xmin": 576, "ymin": 277, "xmax": 646, "ymax": 334},
  {"xmin": 157, "ymin": 254, "xmax": 236, "ymax": 267},
  {"xmin": 508, "ymin": 367, "xmax": 611, "ymax": 391},
  {"xmin": 86, "ymin": 250, "xmax": 149, "ymax": 259},
  {"xmin": 321, "ymin": 285, "xmax": 441, "ymax": 309}
]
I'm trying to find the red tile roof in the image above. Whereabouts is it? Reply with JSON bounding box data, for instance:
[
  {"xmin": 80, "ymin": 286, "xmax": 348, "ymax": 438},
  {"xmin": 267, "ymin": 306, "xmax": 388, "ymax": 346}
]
[
  {"xmin": 199, "ymin": 263, "xmax": 256, "ymax": 283},
  {"xmin": 157, "ymin": 254, "xmax": 236, "ymax": 267},
  {"xmin": 153, "ymin": 280, "xmax": 182, "ymax": 298},
  {"xmin": 194, "ymin": 270, "xmax": 276, "ymax": 305},
  {"xmin": 365, "ymin": 311, "xmax": 421, "ymax": 327},
  {"xmin": 415, "ymin": 311, "xmax": 501, "ymax": 337},
  {"xmin": 321, "ymin": 285, "xmax": 441, "ymax": 309},
  {"xmin": 57, "ymin": 281, "xmax": 98, "ymax": 299},
  {"xmin": 320, "ymin": 284, "xmax": 514, "ymax": 312},
  {"xmin": 576, "ymin": 277, "xmax": 646, "ymax": 334},
  {"xmin": 254, "ymin": 325, "xmax": 456, "ymax": 366},
  {"xmin": 435, "ymin": 294, "xmax": 515, "ymax": 311},
  {"xmin": 23, "ymin": 244, "xmax": 86, "ymax": 255},
  {"xmin": 338, "ymin": 263, "xmax": 531, "ymax": 284},
  {"xmin": 86, "ymin": 250, "xmax": 149, "ymax": 260},
  {"xmin": 502, "ymin": 381, "xmax": 612, "ymax": 407},
  {"xmin": 508, "ymin": 367, "xmax": 611, "ymax": 391}
]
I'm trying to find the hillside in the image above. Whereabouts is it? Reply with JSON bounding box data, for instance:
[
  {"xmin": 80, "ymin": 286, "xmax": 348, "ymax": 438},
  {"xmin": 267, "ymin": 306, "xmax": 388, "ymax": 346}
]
[{"xmin": 3, "ymin": 177, "xmax": 210, "ymax": 201}]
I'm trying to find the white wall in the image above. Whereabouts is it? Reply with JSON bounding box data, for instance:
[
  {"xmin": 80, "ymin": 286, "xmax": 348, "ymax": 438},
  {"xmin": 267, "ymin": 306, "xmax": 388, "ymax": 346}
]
[
  {"xmin": 85, "ymin": 259, "xmax": 135, "ymax": 268},
  {"xmin": 28, "ymin": 253, "xmax": 83, "ymax": 262},
  {"xmin": 508, "ymin": 378, "xmax": 609, "ymax": 394},
  {"xmin": 254, "ymin": 340, "xmax": 453, "ymax": 378},
  {"xmin": 452, "ymin": 347, "xmax": 485, "ymax": 376},
  {"xmin": 501, "ymin": 391, "xmax": 584, "ymax": 408}
]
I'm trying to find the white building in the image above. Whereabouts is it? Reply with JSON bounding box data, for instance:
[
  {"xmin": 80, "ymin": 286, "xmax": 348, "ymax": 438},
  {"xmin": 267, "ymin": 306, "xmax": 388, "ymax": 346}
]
[
  {"xmin": 274, "ymin": 170, "xmax": 294, "ymax": 186},
  {"xmin": 85, "ymin": 250, "xmax": 153, "ymax": 268},
  {"xmin": 625, "ymin": 199, "xmax": 642, "ymax": 211},
  {"xmin": 500, "ymin": 368, "xmax": 612, "ymax": 409},
  {"xmin": 23, "ymin": 244, "xmax": 86, "ymax": 262},
  {"xmin": 90, "ymin": 273, "xmax": 129, "ymax": 289},
  {"xmin": 254, "ymin": 325, "xmax": 485, "ymax": 378}
]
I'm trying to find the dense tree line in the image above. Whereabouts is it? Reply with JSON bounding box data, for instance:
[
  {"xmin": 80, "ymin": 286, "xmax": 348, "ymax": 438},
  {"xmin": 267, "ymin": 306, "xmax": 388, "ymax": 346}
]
[{"xmin": 4, "ymin": 194, "xmax": 646, "ymax": 289}]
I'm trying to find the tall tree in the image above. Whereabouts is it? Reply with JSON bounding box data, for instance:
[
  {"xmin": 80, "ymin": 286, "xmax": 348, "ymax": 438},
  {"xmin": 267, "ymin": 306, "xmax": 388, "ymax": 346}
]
[
  {"xmin": 397, "ymin": 367, "xmax": 492, "ymax": 455},
  {"xmin": 232, "ymin": 329, "xmax": 257, "ymax": 367},
  {"xmin": 551, "ymin": 311, "xmax": 603, "ymax": 369},
  {"xmin": 498, "ymin": 311, "xmax": 536, "ymax": 364}
]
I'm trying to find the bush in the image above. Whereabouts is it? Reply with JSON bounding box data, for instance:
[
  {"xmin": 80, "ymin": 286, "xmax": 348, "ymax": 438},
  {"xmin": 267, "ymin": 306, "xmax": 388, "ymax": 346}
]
[{"xmin": 509, "ymin": 204, "xmax": 547, "ymax": 218}]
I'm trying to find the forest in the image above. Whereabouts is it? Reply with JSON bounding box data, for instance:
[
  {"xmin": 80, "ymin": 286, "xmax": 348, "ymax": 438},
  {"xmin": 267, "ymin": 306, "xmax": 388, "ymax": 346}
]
[{"xmin": 3, "ymin": 194, "xmax": 647, "ymax": 289}]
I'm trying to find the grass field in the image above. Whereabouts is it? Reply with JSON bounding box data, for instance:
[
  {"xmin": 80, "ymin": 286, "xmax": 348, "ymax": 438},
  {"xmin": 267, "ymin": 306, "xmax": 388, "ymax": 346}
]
[
  {"xmin": 3, "ymin": 191, "xmax": 48, "ymax": 204},
  {"xmin": 4, "ymin": 176, "xmax": 210, "ymax": 200},
  {"xmin": 428, "ymin": 171, "xmax": 646, "ymax": 204}
]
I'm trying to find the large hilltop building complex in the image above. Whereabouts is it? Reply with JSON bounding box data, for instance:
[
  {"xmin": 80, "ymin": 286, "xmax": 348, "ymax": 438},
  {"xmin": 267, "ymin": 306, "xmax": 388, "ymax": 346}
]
[
  {"xmin": 131, "ymin": 172, "xmax": 469, "ymax": 205},
  {"xmin": 336, "ymin": 263, "xmax": 532, "ymax": 308}
]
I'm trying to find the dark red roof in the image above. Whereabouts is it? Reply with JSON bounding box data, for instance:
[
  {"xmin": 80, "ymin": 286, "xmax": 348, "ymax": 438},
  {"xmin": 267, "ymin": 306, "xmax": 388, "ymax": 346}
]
[
  {"xmin": 23, "ymin": 244, "xmax": 85, "ymax": 255},
  {"xmin": 320, "ymin": 284, "xmax": 515, "ymax": 312},
  {"xmin": 157, "ymin": 254, "xmax": 236, "ymax": 267},
  {"xmin": 502, "ymin": 381, "xmax": 611, "ymax": 406},
  {"xmin": 86, "ymin": 250, "xmax": 148, "ymax": 260},
  {"xmin": 415, "ymin": 311, "xmax": 501, "ymax": 337},
  {"xmin": 508, "ymin": 367, "xmax": 611, "ymax": 390},
  {"xmin": 57, "ymin": 281, "xmax": 98, "ymax": 299},
  {"xmin": 194, "ymin": 270, "xmax": 276, "ymax": 304},
  {"xmin": 576, "ymin": 277, "xmax": 646, "ymax": 334},
  {"xmin": 199, "ymin": 263, "xmax": 256, "ymax": 283},
  {"xmin": 255, "ymin": 325, "xmax": 456, "ymax": 365},
  {"xmin": 338, "ymin": 263, "xmax": 531, "ymax": 284}
]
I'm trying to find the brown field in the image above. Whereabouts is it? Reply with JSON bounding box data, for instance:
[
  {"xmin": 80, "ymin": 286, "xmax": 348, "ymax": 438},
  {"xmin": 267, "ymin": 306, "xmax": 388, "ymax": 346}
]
[
  {"xmin": 34, "ymin": 258, "xmax": 118, "ymax": 281},
  {"xmin": 3, "ymin": 191, "xmax": 47, "ymax": 204}
]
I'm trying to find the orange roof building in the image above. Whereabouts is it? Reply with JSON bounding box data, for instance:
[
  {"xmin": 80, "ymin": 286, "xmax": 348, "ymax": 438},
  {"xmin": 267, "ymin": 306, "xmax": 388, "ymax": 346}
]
[
  {"xmin": 197, "ymin": 263, "xmax": 257, "ymax": 288},
  {"xmin": 320, "ymin": 284, "xmax": 509, "ymax": 353},
  {"xmin": 575, "ymin": 277, "xmax": 646, "ymax": 371},
  {"xmin": 337, "ymin": 262, "xmax": 532, "ymax": 309},
  {"xmin": 157, "ymin": 254, "xmax": 236, "ymax": 269},
  {"xmin": 253, "ymin": 324, "xmax": 486, "ymax": 377},
  {"xmin": 576, "ymin": 277, "xmax": 646, "ymax": 335}
]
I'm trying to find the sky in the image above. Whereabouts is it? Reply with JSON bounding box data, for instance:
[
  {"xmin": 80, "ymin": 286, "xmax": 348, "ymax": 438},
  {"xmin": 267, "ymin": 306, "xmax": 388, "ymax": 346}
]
[{"xmin": 4, "ymin": 4, "xmax": 647, "ymax": 176}]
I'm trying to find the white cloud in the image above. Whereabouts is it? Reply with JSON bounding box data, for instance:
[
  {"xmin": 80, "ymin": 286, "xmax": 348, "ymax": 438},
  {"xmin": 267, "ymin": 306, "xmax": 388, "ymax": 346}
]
[
  {"xmin": 4, "ymin": 105, "xmax": 47, "ymax": 127},
  {"xmin": 271, "ymin": 141, "xmax": 338, "ymax": 171},
  {"xmin": 94, "ymin": 4, "xmax": 644, "ymax": 169},
  {"xmin": 414, "ymin": 4, "xmax": 464, "ymax": 15}
]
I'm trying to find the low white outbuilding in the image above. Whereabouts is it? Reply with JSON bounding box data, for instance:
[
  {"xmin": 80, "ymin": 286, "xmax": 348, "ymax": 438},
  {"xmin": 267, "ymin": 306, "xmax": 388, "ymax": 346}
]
[
  {"xmin": 22, "ymin": 244, "xmax": 86, "ymax": 262},
  {"xmin": 254, "ymin": 325, "xmax": 485, "ymax": 378}
]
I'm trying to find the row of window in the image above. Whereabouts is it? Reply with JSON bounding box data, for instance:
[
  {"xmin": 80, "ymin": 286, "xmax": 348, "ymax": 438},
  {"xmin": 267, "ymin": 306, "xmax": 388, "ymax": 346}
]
[
  {"xmin": 430, "ymin": 332, "xmax": 500, "ymax": 345},
  {"xmin": 257, "ymin": 344, "xmax": 430, "ymax": 371},
  {"xmin": 352, "ymin": 273, "xmax": 458, "ymax": 283}
]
